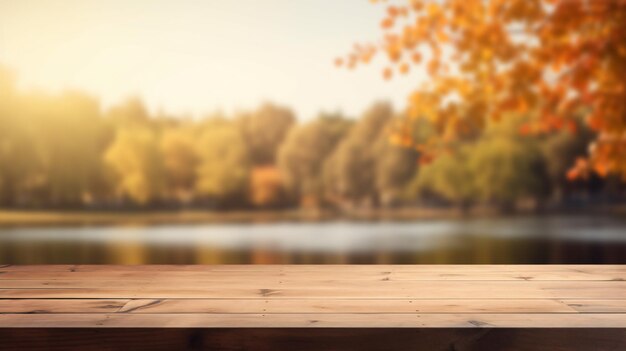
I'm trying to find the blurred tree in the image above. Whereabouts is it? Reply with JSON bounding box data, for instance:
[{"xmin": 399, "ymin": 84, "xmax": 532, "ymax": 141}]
[
  {"xmin": 469, "ymin": 134, "xmax": 548, "ymax": 210},
  {"xmin": 1, "ymin": 59, "xmax": 617, "ymax": 211},
  {"xmin": 160, "ymin": 127, "xmax": 199, "ymax": 202},
  {"xmin": 195, "ymin": 120, "xmax": 250, "ymax": 205},
  {"xmin": 408, "ymin": 147, "xmax": 476, "ymax": 208},
  {"xmin": 408, "ymin": 116, "xmax": 550, "ymax": 210},
  {"xmin": 105, "ymin": 97, "xmax": 150, "ymax": 127},
  {"xmin": 30, "ymin": 92, "xmax": 105, "ymax": 206},
  {"xmin": 104, "ymin": 128, "xmax": 164, "ymax": 205},
  {"xmin": 249, "ymin": 166, "xmax": 288, "ymax": 208},
  {"xmin": 339, "ymin": 0, "xmax": 626, "ymax": 178},
  {"xmin": 237, "ymin": 103, "xmax": 295, "ymax": 165},
  {"xmin": 373, "ymin": 118, "xmax": 419, "ymax": 206},
  {"xmin": 0, "ymin": 67, "xmax": 42, "ymax": 206},
  {"xmin": 278, "ymin": 113, "xmax": 352, "ymax": 205},
  {"xmin": 100, "ymin": 97, "xmax": 153, "ymax": 167},
  {"xmin": 324, "ymin": 102, "xmax": 393, "ymax": 206},
  {"xmin": 540, "ymin": 117, "xmax": 595, "ymax": 201}
]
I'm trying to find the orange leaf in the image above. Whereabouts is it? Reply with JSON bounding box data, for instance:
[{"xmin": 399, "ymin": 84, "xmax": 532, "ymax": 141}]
[
  {"xmin": 387, "ymin": 5, "xmax": 398, "ymax": 17},
  {"xmin": 411, "ymin": 52, "xmax": 422, "ymax": 63},
  {"xmin": 565, "ymin": 120, "xmax": 577, "ymax": 134},
  {"xmin": 593, "ymin": 162, "xmax": 609, "ymax": 177},
  {"xmin": 399, "ymin": 63, "xmax": 410, "ymax": 74},
  {"xmin": 381, "ymin": 17, "xmax": 394, "ymax": 29},
  {"xmin": 383, "ymin": 67, "xmax": 393, "ymax": 80},
  {"xmin": 566, "ymin": 168, "xmax": 579, "ymax": 181},
  {"xmin": 519, "ymin": 123, "xmax": 532, "ymax": 136}
]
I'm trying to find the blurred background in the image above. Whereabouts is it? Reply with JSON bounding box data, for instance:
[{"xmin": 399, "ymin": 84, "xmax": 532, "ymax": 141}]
[{"xmin": 0, "ymin": 0, "xmax": 625, "ymax": 264}]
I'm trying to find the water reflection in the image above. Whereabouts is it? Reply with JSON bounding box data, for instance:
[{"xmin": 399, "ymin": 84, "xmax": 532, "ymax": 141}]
[{"xmin": 1, "ymin": 215, "xmax": 625, "ymax": 264}]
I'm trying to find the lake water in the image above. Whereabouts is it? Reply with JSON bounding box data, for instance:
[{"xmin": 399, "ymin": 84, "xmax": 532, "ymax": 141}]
[{"xmin": 1, "ymin": 215, "xmax": 625, "ymax": 264}]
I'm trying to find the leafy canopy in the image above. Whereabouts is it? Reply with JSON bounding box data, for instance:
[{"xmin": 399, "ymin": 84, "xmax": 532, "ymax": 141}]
[{"xmin": 338, "ymin": 0, "xmax": 626, "ymax": 178}]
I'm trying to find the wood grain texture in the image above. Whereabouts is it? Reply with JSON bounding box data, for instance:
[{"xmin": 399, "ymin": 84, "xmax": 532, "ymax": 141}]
[
  {"xmin": 1, "ymin": 265, "xmax": 625, "ymax": 328},
  {"xmin": 0, "ymin": 298, "xmax": 577, "ymax": 314},
  {"xmin": 2, "ymin": 313, "xmax": 626, "ymax": 328}
]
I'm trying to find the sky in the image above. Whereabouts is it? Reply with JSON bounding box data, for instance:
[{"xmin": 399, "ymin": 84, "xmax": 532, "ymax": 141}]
[{"xmin": 0, "ymin": 0, "xmax": 424, "ymax": 119}]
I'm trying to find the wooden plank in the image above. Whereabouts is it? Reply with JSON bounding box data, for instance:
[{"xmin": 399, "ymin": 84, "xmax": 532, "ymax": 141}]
[
  {"xmin": 1, "ymin": 281, "xmax": 625, "ymax": 299},
  {"xmin": 5, "ymin": 279, "xmax": 626, "ymax": 290},
  {"xmin": 3, "ymin": 265, "xmax": 624, "ymax": 281},
  {"xmin": 0, "ymin": 299, "xmax": 129, "ymax": 313},
  {"xmin": 0, "ymin": 264, "xmax": 626, "ymax": 274},
  {"xmin": 0, "ymin": 298, "xmax": 576, "ymax": 314},
  {"xmin": 566, "ymin": 300, "xmax": 626, "ymax": 313},
  {"xmin": 2, "ymin": 265, "xmax": 625, "ymax": 328},
  {"xmin": 117, "ymin": 298, "xmax": 577, "ymax": 314},
  {"xmin": 2, "ymin": 313, "xmax": 626, "ymax": 328},
  {"xmin": 3, "ymin": 270, "xmax": 625, "ymax": 281}
]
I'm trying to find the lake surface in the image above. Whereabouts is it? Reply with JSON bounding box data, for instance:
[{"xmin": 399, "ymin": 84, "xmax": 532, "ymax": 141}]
[{"xmin": 1, "ymin": 215, "xmax": 625, "ymax": 264}]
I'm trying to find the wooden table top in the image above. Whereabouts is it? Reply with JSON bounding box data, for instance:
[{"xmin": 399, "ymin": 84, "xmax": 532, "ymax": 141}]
[{"xmin": 1, "ymin": 265, "xmax": 625, "ymax": 328}]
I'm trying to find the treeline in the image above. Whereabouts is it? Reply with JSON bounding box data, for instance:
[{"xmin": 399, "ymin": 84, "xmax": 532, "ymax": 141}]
[{"xmin": 0, "ymin": 67, "xmax": 622, "ymax": 210}]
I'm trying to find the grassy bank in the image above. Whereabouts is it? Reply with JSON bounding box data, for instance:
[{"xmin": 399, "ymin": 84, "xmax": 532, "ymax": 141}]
[
  {"xmin": 0, "ymin": 207, "xmax": 481, "ymax": 227},
  {"xmin": 0, "ymin": 205, "xmax": 623, "ymax": 228}
]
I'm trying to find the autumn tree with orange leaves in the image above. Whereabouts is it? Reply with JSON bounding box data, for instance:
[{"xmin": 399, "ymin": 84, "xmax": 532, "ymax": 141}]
[{"xmin": 337, "ymin": 0, "xmax": 626, "ymax": 179}]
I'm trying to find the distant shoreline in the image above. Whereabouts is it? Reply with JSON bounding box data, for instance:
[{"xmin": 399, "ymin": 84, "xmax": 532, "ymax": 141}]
[{"xmin": 0, "ymin": 206, "xmax": 623, "ymax": 228}]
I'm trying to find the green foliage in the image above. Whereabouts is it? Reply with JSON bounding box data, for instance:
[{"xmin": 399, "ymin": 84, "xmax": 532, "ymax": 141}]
[
  {"xmin": 237, "ymin": 103, "xmax": 295, "ymax": 165},
  {"xmin": 540, "ymin": 118, "xmax": 594, "ymax": 196},
  {"xmin": 373, "ymin": 126, "xmax": 419, "ymax": 206},
  {"xmin": 0, "ymin": 65, "xmax": 606, "ymax": 210},
  {"xmin": 195, "ymin": 120, "xmax": 250, "ymax": 202},
  {"xmin": 324, "ymin": 102, "xmax": 394, "ymax": 204},
  {"xmin": 278, "ymin": 113, "xmax": 352, "ymax": 200},
  {"xmin": 161, "ymin": 127, "xmax": 199, "ymax": 199},
  {"xmin": 35, "ymin": 92, "xmax": 104, "ymax": 205},
  {"xmin": 104, "ymin": 128, "xmax": 164, "ymax": 205},
  {"xmin": 470, "ymin": 136, "xmax": 547, "ymax": 207},
  {"xmin": 408, "ymin": 116, "xmax": 551, "ymax": 209},
  {"xmin": 0, "ymin": 69, "xmax": 41, "ymax": 206},
  {"xmin": 409, "ymin": 147, "xmax": 476, "ymax": 206}
]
